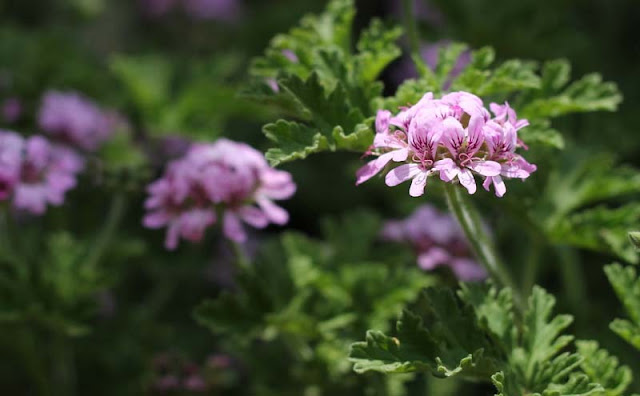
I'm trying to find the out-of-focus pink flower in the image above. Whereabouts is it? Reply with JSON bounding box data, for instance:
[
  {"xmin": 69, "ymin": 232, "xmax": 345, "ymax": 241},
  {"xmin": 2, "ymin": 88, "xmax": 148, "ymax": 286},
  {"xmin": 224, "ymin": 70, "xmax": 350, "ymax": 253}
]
[
  {"xmin": 382, "ymin": 205, "xmax": 487, "ymax": 281},
  {"xmin": 356, "ymin": 91, "xmax": 536, "ymax": 197},
  {"xmin": 38, "ymin": 91, "xmax": 118, "ymax": 152},
  {"xmin": 0, "ymin": 131, "xmax": 83, "ymax": 215},
  {"xmin": 13, "ymin": 136, "xmax": 84, "ymax": 215},
  {"xmin": 183, "ymin": 374, "xmax": 207, "ymax": 392},
  {"xmin": 0, "ymin": 131, "xmax": 24, "ymax": 200},
  {"xmin": 143, "ymin": 138, "xmax": 296, "ymax": 250},
  {"xmin": 2, "ymin": 98, "xmax": 22, "ymax": 123},
  {"xmin": 182, "ymin": 0, "xmax": 241, "ymax": 21}
]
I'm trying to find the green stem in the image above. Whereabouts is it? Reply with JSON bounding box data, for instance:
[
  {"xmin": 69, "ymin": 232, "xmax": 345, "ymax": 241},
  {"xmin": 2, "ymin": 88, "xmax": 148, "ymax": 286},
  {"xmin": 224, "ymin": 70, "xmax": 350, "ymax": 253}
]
[
  {"xmin": 230, "ymin": 241, "xmax": 251, "ymax": 272},
  {"xmin": 84, "ymin": 193, "xmax": 127, "ymax": 268},
  {"xmin": 402, "ymin": 0, "xmax": 421, "ymax": 62},
  {"xmin": 444, "ymin": 184, "xmax": 524, "ymax": 311}
]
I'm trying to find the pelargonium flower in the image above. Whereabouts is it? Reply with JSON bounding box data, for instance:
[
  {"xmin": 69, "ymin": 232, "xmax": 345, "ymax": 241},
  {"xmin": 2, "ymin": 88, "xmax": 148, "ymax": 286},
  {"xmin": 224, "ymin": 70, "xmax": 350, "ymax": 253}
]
[
  {"xmin": 382, "ymin": 205, "xmax": 487, "ymax": 281},
  {"xmin": 356, "ymin": 91, "xmax": 536, "ymax": 197},
  {"xmin": 38, "ymin": 90, "xmax": 118, "ymax": 151},
  {"xmin": 143, "ymin": 138, "xmax": 296, "ymax": 250},
  {"xmin": 0, "ymin": 131, "xmax": 84, "ymax": 215}
]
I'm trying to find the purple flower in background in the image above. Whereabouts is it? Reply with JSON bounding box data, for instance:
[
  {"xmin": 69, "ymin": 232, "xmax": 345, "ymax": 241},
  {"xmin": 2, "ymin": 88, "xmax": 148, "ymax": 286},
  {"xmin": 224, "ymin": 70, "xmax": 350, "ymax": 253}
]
[
  {"xmin": 2, "ymin": 98, "xmax": 22, "ymax": 124},
  {"xmin": 143, "ymin": 138, "xmax": 296, "ymax": 250},
  {"xmin": 182, "ymin": 0, "xmax": 241, "ymax": 21},
  {"xmin": 38, "ymin": 91, "xmax": 118, "ymax": 152},
  {"xmin": 0, "ymin": 130, "xmax": 25, "ymax": 200},
  {"xmin": 382, "ymin": 205, "xmax": 487, "ymax": 281},
  {"xmin": 12, "ymin": 136, "xmax": 84, "ymax": 215},
  {"xmin": 0, "ymin": 131, "xmax": 83, "ymax": 214}
]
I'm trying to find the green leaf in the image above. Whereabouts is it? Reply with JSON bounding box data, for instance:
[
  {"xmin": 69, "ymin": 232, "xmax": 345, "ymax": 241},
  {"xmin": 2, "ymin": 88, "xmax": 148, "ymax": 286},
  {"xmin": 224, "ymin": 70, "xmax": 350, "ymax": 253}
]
[
  {"xmin": 375, "ymin": 78, "xmax": 436, "ymax": 112},
  {"xmin": 349, "ymin": 288, "xmax": 504, "ymax": 378},
  {"xmin": 522, "ymin": 73, "xmax": 622, "ymax": 119},
  {"xmin": 263, "ymin": 120, "xmax": 330, "ymax": 166},
  {"xmin": 249, "ymin": 0, "xmax": 401, "ymax": 165},
  {"xmin": 352, "ymin": 284, "xmax": 607, "ymax": 395},
  {"xmin": 549, "ymin": 204, "xmax": 640, "ymax": 264},
  {"xmin": 354, "ymin": 19, "xmax": 403, "ymax": 83},
  {"xmin": 476, "ymin": 60, "xmax": 541, "ymax": 96},
  {"xmin": 513, "ymin": 287, "xmax": 579, "ymax": 393},
  {"xmin": 575, "ymin": 340, "xmax": 633, "ymax": 396},
  {"xmin": 518, "ymin": 119, "xmax": 565, "ymax": 149},
  {"xmin": 605, "ymin": 264, "xmax": 640, "ymax": 350},
  {"xmin": 539, "ymin": 153, "xmax": 640, "ymax": 262},
  {"xmin": 539, "ymin": 59, "xmax": 571, "ymax": 94},
  {"xmin": 109, "ymin": 55, "xmax": 172, "ymax": 116}
]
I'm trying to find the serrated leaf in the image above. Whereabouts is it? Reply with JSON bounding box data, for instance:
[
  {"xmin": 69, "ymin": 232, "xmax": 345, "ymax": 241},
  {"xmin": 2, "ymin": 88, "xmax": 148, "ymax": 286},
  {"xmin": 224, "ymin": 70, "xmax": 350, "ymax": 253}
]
[
  {"xmin": 249, "ymin": 0, "xmax": 402, "ymax": 165},
  {"xmin": 522, "ymin": 73, "xmax": 622, "ymax": 119},
  {"xmin": 550, "ymin": 204, "xmax": 640, "ymax": 264},
  {"xmin": 575, "ymin": 340, "xmax": 633, "ymax": 396},
  {"xmin": 263, "ymin": 120, "xmax": 330, "ymax": 166},
  {"xmin": 434, "ymin": 43, "xmax": 469, "ymax": 84},
  {"xmin": 458, "ymin": 283, "xmax": 515, "ymax": 348},
  {"xmin": 540, "ymin": 59, "xmax": 571, "ymax": 94},
  {"xmin": 349, "ymin": 288, "xmax": 504, "ymax": 378},
  {"xmin": 355, "ymin": 19, "xmax": 403, "ymax": 82},
  {"xmin": 353, "ymin": 284, "xmax": 607, "ymax": 395},
  {"xmin": 605, "ymin": 264, "xmax": 640, "ymax": 350},
  {"xmin": 476, "ymin": 59, "xmax": 541, "ymax": 96},
  {"xmin": 518, "ymin": 119, "xmax": 565, "ymax": 149}
]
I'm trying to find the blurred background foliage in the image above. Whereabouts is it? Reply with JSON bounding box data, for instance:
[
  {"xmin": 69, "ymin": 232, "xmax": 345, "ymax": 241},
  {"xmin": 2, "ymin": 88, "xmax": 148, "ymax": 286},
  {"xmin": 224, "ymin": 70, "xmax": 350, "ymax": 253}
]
[{"xmin": 0, "ymin": 0, "xmax": 639, "ymax": 395}]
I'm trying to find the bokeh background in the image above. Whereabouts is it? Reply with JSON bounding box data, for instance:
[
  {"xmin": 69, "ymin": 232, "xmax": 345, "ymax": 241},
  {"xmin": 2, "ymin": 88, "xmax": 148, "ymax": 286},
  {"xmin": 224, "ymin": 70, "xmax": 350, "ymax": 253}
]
[{"xmin": 0, "ymin": 0, "xmax": 639, "ymax": 394}]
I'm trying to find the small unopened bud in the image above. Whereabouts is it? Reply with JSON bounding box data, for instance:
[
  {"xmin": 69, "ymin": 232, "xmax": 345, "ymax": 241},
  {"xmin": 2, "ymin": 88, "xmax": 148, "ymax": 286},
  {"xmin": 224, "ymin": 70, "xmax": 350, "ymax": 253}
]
[
  {"xmin": 629, "ymin": 231, "xmax": 640, "ymax": 251},
  {"xmin": 391, "ymin": 337, "xmax": 400, "ymax": 346}
]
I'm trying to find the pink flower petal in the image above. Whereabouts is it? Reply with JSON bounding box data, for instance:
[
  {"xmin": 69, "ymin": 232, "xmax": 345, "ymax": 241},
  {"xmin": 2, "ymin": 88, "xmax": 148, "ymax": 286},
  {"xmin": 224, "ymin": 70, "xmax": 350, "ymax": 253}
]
[
  {"xmin": 385, "ymin": 164, "xmax": 421, "ymax": 187},
  {"xmin": 458, "ymin": 168, "xmax": 477, "ymax": 194},
  {"xmin": 223, "ymin": 211, "xmax": 246, "ymax": 243},
  {"xmin": 238, "ymin": 206, "xmax": 269, "ymax": 228},
  {"xmin": 409, "ymin": 171, "xmax": 429, "ymax": 197},
  {"xmin": 468, "ymin": 160, "xmax": 501, "ymax": 177}
]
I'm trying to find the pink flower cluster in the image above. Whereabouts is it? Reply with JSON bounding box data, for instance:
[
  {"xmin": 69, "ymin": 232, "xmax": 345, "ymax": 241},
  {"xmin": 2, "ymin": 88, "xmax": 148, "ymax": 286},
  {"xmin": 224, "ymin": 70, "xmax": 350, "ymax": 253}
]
[
  {"xmin": 357, "ymin": 92, "xmax": 536, "ymax": 197},
  {"xmin": 0, "ymin": 130, "xmax": 84, "ymax": 214},
  {"xmin": 382, "ymin": 205, "xmax": 487, "ymax": 281},
  {"xmin": 143, "ymin": 138, "xmax": 296, "ymax": 250},
  {"xmin": 38, "ymin": 91, "xmax": 119, "ymax": 152}
]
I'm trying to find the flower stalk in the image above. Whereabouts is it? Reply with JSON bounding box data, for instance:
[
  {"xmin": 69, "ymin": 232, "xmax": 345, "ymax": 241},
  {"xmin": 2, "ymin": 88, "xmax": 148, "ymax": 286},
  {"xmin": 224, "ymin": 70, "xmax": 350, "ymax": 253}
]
[{"xmin": 443, "ymin": 183, "xmax": 524, "ymax": 311}]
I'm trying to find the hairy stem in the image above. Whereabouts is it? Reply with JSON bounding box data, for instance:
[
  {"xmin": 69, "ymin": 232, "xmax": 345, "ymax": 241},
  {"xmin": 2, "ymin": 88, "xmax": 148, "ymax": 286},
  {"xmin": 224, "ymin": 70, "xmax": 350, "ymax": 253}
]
[{"xmin": 444, "ymin": 184, "xmax": 524, "ymax": 311}]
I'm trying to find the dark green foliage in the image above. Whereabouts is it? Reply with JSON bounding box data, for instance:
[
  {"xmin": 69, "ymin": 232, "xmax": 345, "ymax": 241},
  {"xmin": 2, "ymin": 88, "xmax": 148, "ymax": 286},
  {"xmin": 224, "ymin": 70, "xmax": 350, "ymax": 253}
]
[{"xmin": 350, "ymin": 284, "xmax": 633, "ymax": 395}]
